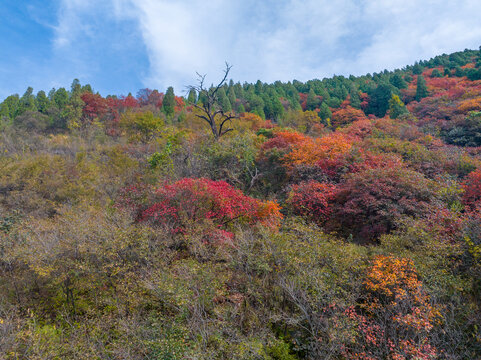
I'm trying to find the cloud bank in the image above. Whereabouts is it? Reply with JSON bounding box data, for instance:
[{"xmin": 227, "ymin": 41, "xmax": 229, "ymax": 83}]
[
  {"xmin": 113, "ymin": 0, "xmax": 481, "ymax": 92},
  {"xmin": 3, "ymin": 0, "xmax": 481, "ymax": 99}
]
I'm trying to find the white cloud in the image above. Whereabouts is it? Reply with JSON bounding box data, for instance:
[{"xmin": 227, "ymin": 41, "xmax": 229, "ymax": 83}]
[
  {"xmin": 54, "ymin": 0, "xmax": 96, "ymax": 48},
  {"xmin": 53, "ymin": 0, "xmax": 481, "ymax": 93}
]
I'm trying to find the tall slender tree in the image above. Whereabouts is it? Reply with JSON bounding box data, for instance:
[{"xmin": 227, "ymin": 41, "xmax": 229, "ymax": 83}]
[
  {"xmin": 415, "ymin": 75, "xmax": 429, "ymax": 101},
  {"xmin": 162, "ymin": 87, "xmax": 176, "ymax": 117}
]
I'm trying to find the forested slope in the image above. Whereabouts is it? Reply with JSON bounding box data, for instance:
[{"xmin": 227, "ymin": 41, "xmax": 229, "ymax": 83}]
[{"xmin": 0, "ymin": 48, "xmax": 480, "ymax": 359}]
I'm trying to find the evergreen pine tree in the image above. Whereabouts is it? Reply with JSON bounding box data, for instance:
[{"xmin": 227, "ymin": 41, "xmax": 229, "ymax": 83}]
[
  {"xmin": 17, "ymin": 87, "xmax": 37, "ymax": 116},
  {"xmin": 187, "ymin": 89, "xmax": 197, "ymax": 104},
  {"xmin": 1, "ymin": 95, "xmax": 19, "ymax": 120},
  {"xmin": 70, "ymin": 79, "xmax": 81, "ymax": 97},
  {"xmin": 227, "ymin": 87, "xmax": 236, "ymax": 109},
  {"xmin": 162, "ymin": 87, "xmax": 176, "ymax": 117},
  {"xmin": 367, "ymin": 83, "xmax": 393, "ymax": 117},
  {"xmin": 412, "ymin": 62, "xmax": 423, "ymax": 75},
  {"xmin": 349, "ymin": 88, "xmax": 361, "ymax": 109},
  {"xmin": 306, "ymin": 88, "xmax": 319, "ymax": 110},
  {"xmin": 36, "ymin": 91, "xmax": 50, "ymax": 114},
  {"xmin": 415, "ymin": 75, "xmax": 429, "ymax": 101},
  {"xmin": 318, "ymin": 102, "xmax": 332, "ymax": 121},
  {"xmin": 390, "ymin": 73, "xmax": 408, "ymax": 89},
  {"xmin": 217, "ymin": 87, "xmax": 232, "ymax": 112},
  {"xmin": 53, "ymin": 88, "xmax": 69, "ymax": 109}
]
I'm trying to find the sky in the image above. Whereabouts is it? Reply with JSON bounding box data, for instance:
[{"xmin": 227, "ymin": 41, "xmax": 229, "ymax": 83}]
[{"xmin": 1, "ymin": 0, "xmax": 481, "ymax": 100}]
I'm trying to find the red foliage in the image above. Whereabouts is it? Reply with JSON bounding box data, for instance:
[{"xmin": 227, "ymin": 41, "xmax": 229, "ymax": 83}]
[
  {"xmin": 341, "ymin": 119, "xmax": 373, "ymax": 139},
  {"xmin": 136, "ymin": 88, "xmax": 165, "ymax": 107},
  {"xmin": 174, "ymin": 96, "xmax": 185, "ymax": 112},
  {"xmin": 259, "ymin": 130, "xmax": 308, "ymax": 156},
  {"xmin": 120, "ymin": 178, "xmax": 282, "ymax": 238},
  {"xmin": 311, "ymin": 148, "xmax": 403, "ymax": 182},
  {"xmin": 299, "ymin": 93, "xmax": 308, "ymax": 111},
  {"xmin": 359, "ymin": 92, "xmax": 369, "ymax": 111},
  {"xmin": 330, "ymin": 167, "xmax": 436, "ymax": 241},
  {"xmin": 286, "ymin": 181, "xmax": 336, "ymax": 224},
  {"xmin": 462, "ymin": 168, "xmax": 481, "ymax": 208},
  {"xmin": 119, "ymin": 94, "xmax": 139, "ymax": 110},
  {"xmin": 331, "ymin": 105, "xmax": 367, "ymax": 128},
  {"xmin": 81, "ymin": 93, "xmax": 109, "ymax": 121}
]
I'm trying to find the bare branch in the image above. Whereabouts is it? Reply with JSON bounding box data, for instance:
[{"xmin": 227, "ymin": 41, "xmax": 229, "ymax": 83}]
[
  {"xmin": 218, "ymin": 115, "xmax": 235, "ymax": 135},
  {"xmin": 247, "ymin": 167, "xmax": 260, "ymax": 191},
  {"xmin": 210, "ymin": 63, "xmax": 232, "ymax": 99},
  {"xmin": 219, "ymin": 128, "xmax": 233, "ymax": 137},
  {"xmin": 187, "ymin": 62, "xmax": 237, "ymax": 140}
]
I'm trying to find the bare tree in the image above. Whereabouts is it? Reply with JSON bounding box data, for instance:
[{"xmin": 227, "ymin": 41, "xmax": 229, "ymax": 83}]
[{"xmin": 188, "ymin": 63, "xmax": 236, "ymax": 140}]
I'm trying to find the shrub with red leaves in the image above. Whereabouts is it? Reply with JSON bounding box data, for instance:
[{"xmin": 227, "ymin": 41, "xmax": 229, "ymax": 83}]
[
  {"xmin": 286, "ymin": 181, "xmax": 337, "ymax": 225},
  {"xmin": 330, "ymin": 167, "xmax": 437, "ymax": 242},
  {"xmin": 118, "ymin": 178, "xmax": 282, "ymax": 238},
  {"xmin": 462, "ymin": 168, "xmax": 481, "ymax": 209}
]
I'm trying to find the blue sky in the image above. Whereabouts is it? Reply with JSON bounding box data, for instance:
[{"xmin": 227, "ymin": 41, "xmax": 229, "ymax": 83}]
[{"xmin": 1, "ymin": 0, "xmax": 481, "ymax": 100}]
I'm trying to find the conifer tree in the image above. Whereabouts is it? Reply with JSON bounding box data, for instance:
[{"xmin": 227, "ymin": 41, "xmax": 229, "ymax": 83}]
[
  {"xmin": 415, "ymin": 75, "xmax": 429, "ymax": 101},
  {"xmin": 17, "ymin": 87, "xmax": 37, "ymax": 116},
  {"xmin": 228, "ymin": 87, "xmax": 236, "ymax": 107},
  {"xmin": 217, "ymin": 87, "xmax": 232, "ymax": 112},
  {"xmin": 187, "ymin": 89, "xmax": 197, "ymax": 104},
  {"xmin": 306, "ymin": 88, "xmax": 320, "ymax": 110},
  {"xmin": 318, "ymin": 102, "xmax": 332, "ymax": 122},
  {"xmin": 390, "ymin": 73, "xmax": 408, "ymax": 89},
  {"xmin": 412, "ymin": 61, "xmax": 423, "ymax": 75},
  {"xmin": 36, "ymin": 91, "xmax": 50, "ymax": 114},
  {"xmin": 162, "ymin": 87, "xmax": 176, "ymax": 117}
]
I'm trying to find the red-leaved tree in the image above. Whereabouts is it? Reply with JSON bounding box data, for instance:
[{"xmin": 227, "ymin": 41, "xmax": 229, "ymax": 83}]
[{"xmin": 118, "ymin": 178, "xmax": 282, "ymax": 242}]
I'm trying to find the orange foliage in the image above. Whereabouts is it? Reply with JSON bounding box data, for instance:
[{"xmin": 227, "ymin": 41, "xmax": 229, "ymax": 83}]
[
  {"xmin": 238, "ymin": 112, "xmax": 269, "ymax": 131},
  {"xmin": 317, "ymin": 132, "xmax": 353, "ymax": 159},
  {"xmin": 262, "ymin": 130, "xmax": 353, "ymax": 169},
  {"xmin": 256, "ymin": 200, "xmax": 283, "ymax": 230},
  {"xmin": 457, "ymin": 97, "xmax": 481, "ymax": 113},
  {"xmin": 462, "ymin": 63, "xmax": 476, "ymax": 69},
  {"xmin": 331, "ymin": 105, "xmax": 367, "ymax": 128},
  {"xmin": 259, "ymin": 130, "xmax": 309, "ymax": 155},
  {"xmin": 346, "ymin": 255, "xmax": 441, "ymax": 360},
  {"xmin": 364, "ymin": 255, "xmax": 440, "ymax": 329},
  {"xmin": 283, "ymin": 133, "xmax": 352, "ymax": 167}
]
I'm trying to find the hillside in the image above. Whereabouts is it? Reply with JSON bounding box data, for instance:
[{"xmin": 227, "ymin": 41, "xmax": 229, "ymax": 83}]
[{"xmin": 0, "ymin": 48, "xmax": 481, "ymax": 359}]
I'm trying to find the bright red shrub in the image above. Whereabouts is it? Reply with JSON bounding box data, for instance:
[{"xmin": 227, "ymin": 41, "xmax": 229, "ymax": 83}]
[
  {"xmin": 286, "ymin": 181, "xmax": 337, "ymax": 224},
  {"xmin": 121, "ymin": 178, "xmax": 282, "ymax": 237},
  {"xmin": 462, "ymin": 168, "xmax": 481, "ymax": 208},
  {"xmin": 119, "ymin": 94, "xmax": 139, "ymax": 110}
]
